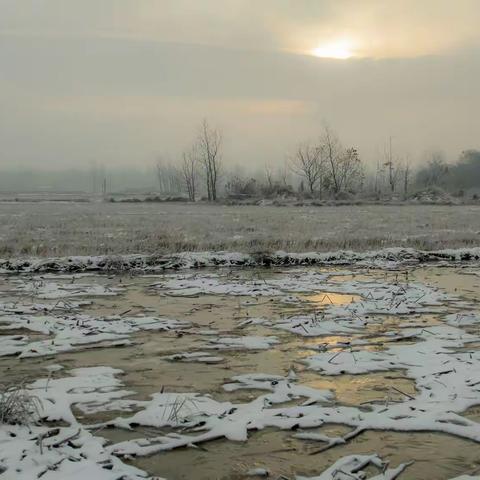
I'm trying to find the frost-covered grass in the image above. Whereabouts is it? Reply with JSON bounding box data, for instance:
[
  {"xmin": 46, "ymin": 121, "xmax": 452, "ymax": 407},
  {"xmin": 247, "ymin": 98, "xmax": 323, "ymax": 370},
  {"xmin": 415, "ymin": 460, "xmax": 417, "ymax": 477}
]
[
  {"xmin": 0, "ymin": 381, "xmax": 40, "ymax": 425},
  {"xmin": 0, "ymin": 202, "xmax": 479, "ymax": 257}
]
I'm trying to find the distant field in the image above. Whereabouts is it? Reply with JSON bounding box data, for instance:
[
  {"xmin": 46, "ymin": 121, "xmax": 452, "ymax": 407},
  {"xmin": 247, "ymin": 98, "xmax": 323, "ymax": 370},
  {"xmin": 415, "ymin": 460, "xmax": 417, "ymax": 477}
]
[{"xmin": 0, "ymin": 201, "xmax": 479, "ymax": 257}]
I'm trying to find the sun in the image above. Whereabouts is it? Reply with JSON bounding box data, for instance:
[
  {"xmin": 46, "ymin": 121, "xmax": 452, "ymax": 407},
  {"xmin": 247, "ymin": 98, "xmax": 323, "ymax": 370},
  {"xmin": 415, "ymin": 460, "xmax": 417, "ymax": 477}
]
[{"xmin": 311, "ymin": 39, "xmax": 354, "ymax": 59}]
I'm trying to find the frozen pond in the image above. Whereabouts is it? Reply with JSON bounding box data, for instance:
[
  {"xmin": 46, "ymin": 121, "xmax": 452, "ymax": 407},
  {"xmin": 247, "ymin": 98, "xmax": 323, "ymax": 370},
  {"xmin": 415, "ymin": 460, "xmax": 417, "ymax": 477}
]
[{"xmin": 1, "ymin": 264, "xmax": 480, "ymax": 479}]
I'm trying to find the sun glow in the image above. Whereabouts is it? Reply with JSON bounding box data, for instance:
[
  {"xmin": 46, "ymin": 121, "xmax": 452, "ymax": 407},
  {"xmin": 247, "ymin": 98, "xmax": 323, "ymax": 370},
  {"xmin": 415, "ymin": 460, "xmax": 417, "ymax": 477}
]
[{"xmin": 311, "ymin": 39, "xmax": 355, "ymax": 59}]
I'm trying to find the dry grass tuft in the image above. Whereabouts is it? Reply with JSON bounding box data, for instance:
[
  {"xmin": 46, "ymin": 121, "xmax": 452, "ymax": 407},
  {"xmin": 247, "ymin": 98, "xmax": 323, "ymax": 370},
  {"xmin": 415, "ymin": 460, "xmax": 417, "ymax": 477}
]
[{"xmin": 0, "ymin": 381, "xmax": 42, "ymax": 425}]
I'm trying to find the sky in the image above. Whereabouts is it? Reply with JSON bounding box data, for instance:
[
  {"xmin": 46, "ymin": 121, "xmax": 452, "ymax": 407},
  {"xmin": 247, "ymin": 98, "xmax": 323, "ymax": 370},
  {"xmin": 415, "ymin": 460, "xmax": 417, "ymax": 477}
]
[{"xmin": 0, "ymin": 0, "xmax": 479, "ymax": 170}]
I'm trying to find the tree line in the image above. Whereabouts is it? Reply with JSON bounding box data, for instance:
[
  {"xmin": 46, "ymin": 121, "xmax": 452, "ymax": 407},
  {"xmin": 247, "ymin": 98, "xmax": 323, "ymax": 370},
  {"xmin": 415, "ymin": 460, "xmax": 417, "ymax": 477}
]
[{"xmin": 154, "ymin": 119, "xmax": 480, "ymax": 201}]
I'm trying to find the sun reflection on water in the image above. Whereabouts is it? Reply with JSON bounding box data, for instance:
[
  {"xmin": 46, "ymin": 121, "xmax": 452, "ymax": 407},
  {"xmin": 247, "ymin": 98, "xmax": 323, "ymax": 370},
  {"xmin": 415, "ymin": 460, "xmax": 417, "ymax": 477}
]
[{"xmin": 303, "ymin": 292, "xmax": 360, "ymax": 305}]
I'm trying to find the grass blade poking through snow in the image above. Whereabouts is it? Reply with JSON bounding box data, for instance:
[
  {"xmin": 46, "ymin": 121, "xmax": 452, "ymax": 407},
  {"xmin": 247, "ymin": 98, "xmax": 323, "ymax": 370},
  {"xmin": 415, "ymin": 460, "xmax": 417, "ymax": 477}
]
[{"xmin": 0, "ymin": 380, "xmax": 42, "ymax": 425}]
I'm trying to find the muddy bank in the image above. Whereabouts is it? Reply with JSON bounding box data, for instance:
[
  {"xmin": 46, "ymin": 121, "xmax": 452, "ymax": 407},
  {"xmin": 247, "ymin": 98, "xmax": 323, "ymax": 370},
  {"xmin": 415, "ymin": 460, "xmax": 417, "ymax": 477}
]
[{"xmin": 1, "ymin": 246, "xmax": 480, "ymax": 274}]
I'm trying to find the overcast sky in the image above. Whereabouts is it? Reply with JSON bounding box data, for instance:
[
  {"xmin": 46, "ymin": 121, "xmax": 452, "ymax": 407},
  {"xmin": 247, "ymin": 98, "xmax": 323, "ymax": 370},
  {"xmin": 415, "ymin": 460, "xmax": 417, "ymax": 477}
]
[{"xmin": 0, "ymin": 0, "xmax": 478, "ymax": 169}]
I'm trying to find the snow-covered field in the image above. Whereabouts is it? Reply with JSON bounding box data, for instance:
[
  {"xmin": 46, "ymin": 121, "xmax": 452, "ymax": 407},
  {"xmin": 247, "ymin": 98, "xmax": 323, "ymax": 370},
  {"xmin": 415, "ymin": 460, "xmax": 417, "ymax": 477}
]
[
  {"xmin": 1, "ymin": 202, "xmax": 480, "ymax": 256},
  {"xmin": 1, "ymin": 264, "xmax": 480, "ymax": 479}
]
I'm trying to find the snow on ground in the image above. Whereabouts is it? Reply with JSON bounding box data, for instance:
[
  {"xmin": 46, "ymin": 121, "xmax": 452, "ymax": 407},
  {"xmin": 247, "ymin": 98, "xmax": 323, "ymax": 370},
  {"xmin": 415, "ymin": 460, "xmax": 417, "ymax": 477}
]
[
  {"xmin": 0, "ymin": 299, "xmax": 91, "ymax": 314},
  {"xmin": 1, "ymin": 246, "xmax": 480, "ymax": 273},
  {"xmin": 105, "ymin": 371, "xmax": 334, "ymax": 453},
  {"xmin": 445, "ymin": 311, "xmax": 480, "ymax": 327},
  {"xmin": 296, "ymin": 454, "xmax": 412, "ymax": 480},
  {"xmin": 273, "ymin": 277, "xmax": 458, "ymax": 336},
  {"xmin": 97, "ymin": 323, "xmax": 480, "ymax": 456},
  {"xmin": 162, "ymin": 351, "xmax": 225, "ymax": 364},
  {"xmin": 0, "ymin": 369, "xmax": 470, "ymax": 480},
  {"xmin": 1, "ymin": 264, "xmax": 480, "ymax": 479},
  {"xmin": 12, "ymin": 278, "xmax": 125, "ymax": 299},
  {"xmin": 0, "ymin": 265, "xmax": 455, "ymax": 358},
  {"xmin": 0, "ymin": 424, "xmax": 154, "ymax": 480},
  {"xmin": 0, "ymin": 367, "xmax": 157, "ymax": 480},
  {"xmin": 205, "ymin": 335, "xmax": 280, "ymax": 350},
  {"xmin": 153, "ymin": 270, "xmax": 332, "ymax": 297},
  {"xmin": 0, "ymin": 313, "xmax": 189, "ymax": 358}
]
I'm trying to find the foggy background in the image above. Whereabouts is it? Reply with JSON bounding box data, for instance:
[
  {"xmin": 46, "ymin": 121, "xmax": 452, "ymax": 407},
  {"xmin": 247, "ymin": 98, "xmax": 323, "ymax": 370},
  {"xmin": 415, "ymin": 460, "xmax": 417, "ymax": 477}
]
[{"xmin": 0, "ymin": 0, "xmax": 478, "ymax": 192}]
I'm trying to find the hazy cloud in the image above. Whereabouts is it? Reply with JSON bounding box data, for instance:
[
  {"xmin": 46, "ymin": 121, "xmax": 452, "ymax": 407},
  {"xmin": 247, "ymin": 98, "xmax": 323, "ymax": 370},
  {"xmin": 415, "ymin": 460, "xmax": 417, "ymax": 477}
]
[{"xmin": 0, "ymin": 1, "xmax": 478, "ymax": 169}]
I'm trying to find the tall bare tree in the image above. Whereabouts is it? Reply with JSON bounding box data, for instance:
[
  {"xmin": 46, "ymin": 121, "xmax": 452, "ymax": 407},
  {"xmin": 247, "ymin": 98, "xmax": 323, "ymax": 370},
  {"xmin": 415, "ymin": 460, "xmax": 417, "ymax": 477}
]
[
  {"xmin": 264, "ymin": 164, "xmax": 274, "ymax": 190},
  {"xmin": 198, "ymin": 119, "xmax": 222, "ymax": 201},
  {"xmin": 383, "ymin": 137, "xmax": 400, "ymax": 193},
  {"xmin": 156, "ymin": 158, "xmax": 182, "ymax": 194},
  {"xmin": 320, "ymin": 125, "xmax": 363, "ymax": 196},
  {"xmin": 181, "ymin": 147, "xmax": 198, "ymax": 202},
  {"xmin": 321, "ymin": 125, "xmax": 343, "ymax": 195},
  {"xmin": 339, "ymin": 147, "xmax": 363, "ymax": 193},
  {"xmin": 155, "ymin": 158, "xmax": 165, "ymax": 193},
  {"xmin": 290, "ymin": 142, "xmax": 323, "ymax": 195},
  {"xmin": 277, "ymin": 162, "xmax": 290, "ymax": 188},
  {"xmin": 402, "ymin": 158, "xmax": 411, "ymax": 199}
]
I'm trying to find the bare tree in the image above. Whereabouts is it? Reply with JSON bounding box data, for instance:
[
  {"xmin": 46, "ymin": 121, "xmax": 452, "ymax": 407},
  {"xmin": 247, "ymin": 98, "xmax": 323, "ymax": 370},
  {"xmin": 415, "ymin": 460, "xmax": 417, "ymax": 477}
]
[
  {"xmin": 277, "ymin": 162, "xmax": 290, "ymax": 188},
  {"xmin": 374, "ymin": 159, "xmax": 383, "ymax": 196},
  {"xmin": 155, "ymin": 158, "xmax": 182, "ymax": 194},
  {"xmin": 264, "ymin": 164, "xmax": 274, "ymax": 190},
  {"xmin": 290, "ymin": 142, "xmax": 323, "ymax": 195},
  {"xmin": 402, "ymin": 158, "xmax": 411, "ymax": 199},
  {"xmin": 383, "ymin": 137, "xmax": 400, "ymax": 193},
  {"xmin": 321, "ymin": 125, "xmax": 362, "ymax": 196},
  {"xmin": 339, "ymin": 147, "xmax": 363, "ymax": 193},
  {"xmin": 198, "ymin": 119, "xmax": 222, "ymax": 201},
  {"xmin": 321, "ymin": 125, "xmax": 343, "ymax": 195},
  {"xmin": 155, "ymin": 158, "xmax": 165, "ymax": 193},
  {"xmin": 181, "ymin": 147, "xmax": 198, "ymax": 202}
]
